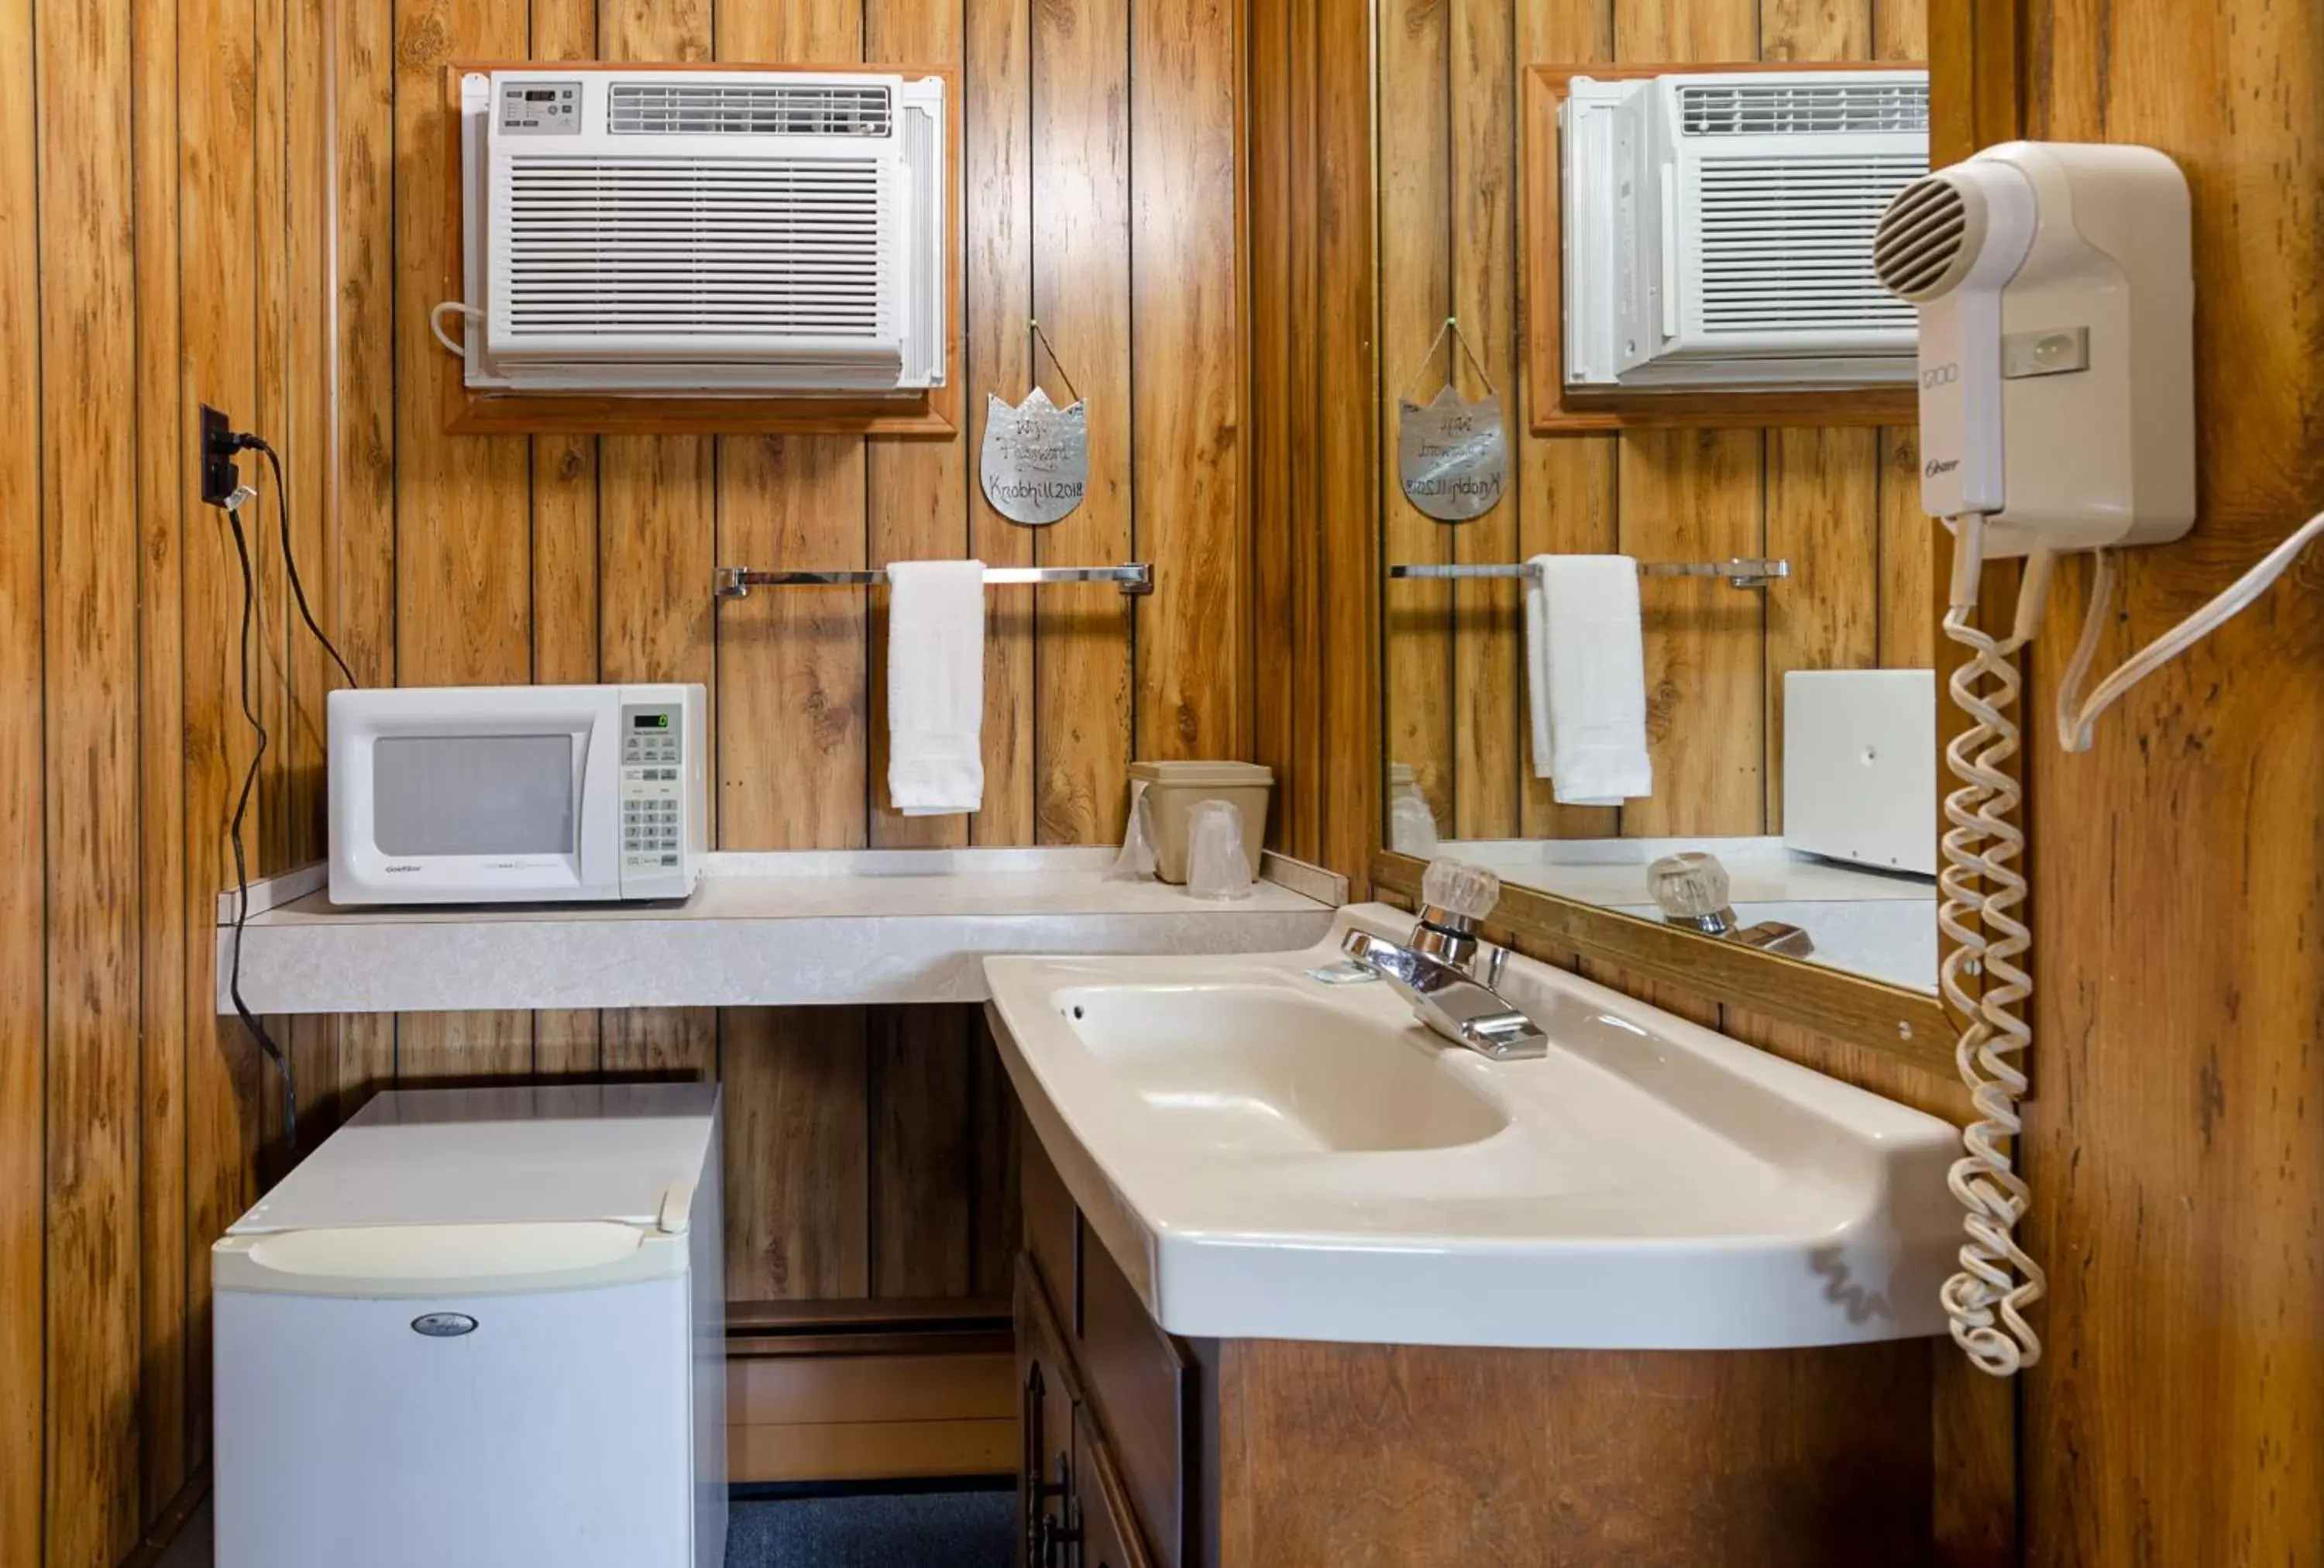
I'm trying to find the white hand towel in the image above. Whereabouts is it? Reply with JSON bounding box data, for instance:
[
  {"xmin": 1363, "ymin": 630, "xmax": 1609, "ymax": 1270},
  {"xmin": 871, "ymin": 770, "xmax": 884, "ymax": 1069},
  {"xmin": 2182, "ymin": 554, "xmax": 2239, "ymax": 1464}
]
[
  {"xmin": 886, "ymin": 560, "xmax": 988, "ymax": 816},
  {"xmin": 1525, "ymin": 554, "xmax": 1654, "ymax": 806}
]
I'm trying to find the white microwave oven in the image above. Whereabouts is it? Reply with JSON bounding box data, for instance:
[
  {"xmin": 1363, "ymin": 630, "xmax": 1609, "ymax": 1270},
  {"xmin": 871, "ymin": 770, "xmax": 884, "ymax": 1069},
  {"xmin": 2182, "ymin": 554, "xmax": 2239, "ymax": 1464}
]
[{"xmin": 328, "ymin": 684, "xmax": 706, "ymax": 906}]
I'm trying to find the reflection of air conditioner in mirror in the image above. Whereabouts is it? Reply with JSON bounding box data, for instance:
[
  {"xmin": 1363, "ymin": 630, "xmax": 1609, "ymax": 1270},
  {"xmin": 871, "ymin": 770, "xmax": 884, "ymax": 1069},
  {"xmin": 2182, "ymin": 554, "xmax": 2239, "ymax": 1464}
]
[
  {"xmin": 447, "ymin": 68, "xmax": 947, "ymax": 397},
  {"xmin": 1561, "ymin": 69, "xmax": 1928, "ymax": 393}
]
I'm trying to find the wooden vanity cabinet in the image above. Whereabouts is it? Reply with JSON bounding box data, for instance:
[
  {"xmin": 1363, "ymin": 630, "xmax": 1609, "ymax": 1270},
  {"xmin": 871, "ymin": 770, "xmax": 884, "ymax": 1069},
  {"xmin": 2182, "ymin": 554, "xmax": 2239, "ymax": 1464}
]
[{"xmin": 1016, "ymin": 1127, "xmax": 1940, "ymax": 1568}]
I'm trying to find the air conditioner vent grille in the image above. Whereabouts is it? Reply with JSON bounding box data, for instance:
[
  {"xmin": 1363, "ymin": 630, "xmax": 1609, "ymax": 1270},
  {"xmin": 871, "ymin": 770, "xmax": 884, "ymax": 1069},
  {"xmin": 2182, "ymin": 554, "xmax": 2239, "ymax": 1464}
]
[
  {"xmin": 1695, "ymin": 155, "xmax": 1925, "ymax": 332},
  {"xmin": 503, "ymin": 158, "xmax": 885, "ymax": 336},
  {"xmin": 607, "ymin": 82, "xmax": 892, "ymax": 136},
  {"xmin": 1679, "ymin": 81, "xmax": 1929, "ymax": 137}
]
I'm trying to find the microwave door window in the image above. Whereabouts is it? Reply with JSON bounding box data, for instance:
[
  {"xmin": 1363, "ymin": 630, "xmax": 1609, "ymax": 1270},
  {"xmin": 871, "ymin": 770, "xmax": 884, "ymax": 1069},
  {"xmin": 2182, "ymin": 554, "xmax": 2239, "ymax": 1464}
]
[{"xmin": 372, "ymin": 734, "xmax": 576, "ymax": 856}]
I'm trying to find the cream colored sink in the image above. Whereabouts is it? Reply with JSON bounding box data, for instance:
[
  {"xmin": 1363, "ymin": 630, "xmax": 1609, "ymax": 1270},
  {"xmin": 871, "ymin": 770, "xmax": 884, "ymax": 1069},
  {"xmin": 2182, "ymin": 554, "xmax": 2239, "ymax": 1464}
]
[
  {"xmin": 985, "ymin": 906, "xmax": 1961, "ymax": 1352},
  {"xmin": 1057, "ymin": 985, "xmax": 1511, "ymax": 1154}
]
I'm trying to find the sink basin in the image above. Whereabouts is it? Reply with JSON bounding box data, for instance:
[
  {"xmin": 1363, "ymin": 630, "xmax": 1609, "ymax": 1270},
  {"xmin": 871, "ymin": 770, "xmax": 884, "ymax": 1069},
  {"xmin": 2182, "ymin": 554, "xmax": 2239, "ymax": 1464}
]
[
  {"xmin": 1057, "ymin": 985, "xmax": 1511, "ymax": 1154},
  {"xmin": 985, "ymin": 907, "xmax": 1961, "ymax": 1352}
]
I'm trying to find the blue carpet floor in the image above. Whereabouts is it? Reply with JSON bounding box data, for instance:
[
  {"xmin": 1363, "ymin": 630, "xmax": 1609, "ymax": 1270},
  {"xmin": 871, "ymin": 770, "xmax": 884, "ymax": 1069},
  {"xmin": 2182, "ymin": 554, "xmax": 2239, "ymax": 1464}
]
[
  {"xmin": 163, "ymin": 1489, "xmax": 1018, "ymax": 1566},
  {"xmin": 727, "ymin": 1490, "xmax": 1015, "ymax": 1568}
]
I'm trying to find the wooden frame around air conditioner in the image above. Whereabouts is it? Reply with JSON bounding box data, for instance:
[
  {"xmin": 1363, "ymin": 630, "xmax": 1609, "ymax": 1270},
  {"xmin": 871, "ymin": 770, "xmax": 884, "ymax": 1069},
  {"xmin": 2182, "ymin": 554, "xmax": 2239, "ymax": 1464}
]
[
  {"xmin": 440, "ymin": 61, "xmax": 963, "ymax": 437},
  {"xmin": 1521, "ymin": 60, "xmax": 1923, "ymax": 435}
]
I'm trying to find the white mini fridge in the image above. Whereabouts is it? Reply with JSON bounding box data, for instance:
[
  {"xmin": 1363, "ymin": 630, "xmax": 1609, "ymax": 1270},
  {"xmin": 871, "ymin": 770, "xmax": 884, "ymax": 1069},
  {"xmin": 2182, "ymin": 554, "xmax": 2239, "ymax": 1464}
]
[{"xmin": 213, "ymin": 1082, "xmax": 726, "ymax": 1568}]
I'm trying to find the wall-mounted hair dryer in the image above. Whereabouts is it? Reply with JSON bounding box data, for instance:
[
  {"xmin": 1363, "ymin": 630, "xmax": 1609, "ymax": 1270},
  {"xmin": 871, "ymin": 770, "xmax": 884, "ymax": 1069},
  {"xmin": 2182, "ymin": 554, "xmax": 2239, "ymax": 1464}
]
[
  {"xmin": 1875, "ymin": 142, "xmax": 2324, "ymax": 1382},
  {"xmin": 1873, "ymin": 141, "xmax": 2195, "ymax": 555}
]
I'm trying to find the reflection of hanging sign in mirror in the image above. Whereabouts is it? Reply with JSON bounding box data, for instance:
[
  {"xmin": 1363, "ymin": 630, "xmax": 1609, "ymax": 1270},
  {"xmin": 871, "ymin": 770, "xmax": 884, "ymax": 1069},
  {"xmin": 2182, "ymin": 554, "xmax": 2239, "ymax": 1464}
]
[
  {"xmin": 1397, "ymin": 386, "xmax": 1508, "ymax": 521},
  {"xmin": 980, "ymin": 389, "xmax": 1088, "ymax": 526}
]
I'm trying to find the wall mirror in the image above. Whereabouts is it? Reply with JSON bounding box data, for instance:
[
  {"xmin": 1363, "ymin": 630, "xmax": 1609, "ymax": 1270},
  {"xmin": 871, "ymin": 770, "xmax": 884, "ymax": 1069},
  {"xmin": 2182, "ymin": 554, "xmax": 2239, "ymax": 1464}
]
[{"xmin": 1370, "ymin": 29, "xmax": 1953, "ymax": 1060}]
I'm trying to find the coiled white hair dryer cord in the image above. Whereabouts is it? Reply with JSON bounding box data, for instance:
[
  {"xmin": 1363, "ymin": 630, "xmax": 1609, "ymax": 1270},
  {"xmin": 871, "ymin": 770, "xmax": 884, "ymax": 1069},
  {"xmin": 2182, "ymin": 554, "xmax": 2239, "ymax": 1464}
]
[
  {"xmin": 1935, "ymin": 506, "xmax": 2324, "ymax": 1377},
  {"xmin": 1936, "ymin": 515, "xmax": 2047, "ymax": 1377}
]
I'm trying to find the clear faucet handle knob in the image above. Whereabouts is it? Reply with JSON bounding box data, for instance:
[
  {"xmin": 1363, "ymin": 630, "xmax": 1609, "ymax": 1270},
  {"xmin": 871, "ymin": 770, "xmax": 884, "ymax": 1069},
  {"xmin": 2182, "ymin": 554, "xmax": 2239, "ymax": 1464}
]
[
  {"xmin": 1647, "ymin": 851, "xmax": 1731, "ymax": 920},
  {"xmin": 1420, "ymin": 858, "xmax": 1501, "ymax": 923}
]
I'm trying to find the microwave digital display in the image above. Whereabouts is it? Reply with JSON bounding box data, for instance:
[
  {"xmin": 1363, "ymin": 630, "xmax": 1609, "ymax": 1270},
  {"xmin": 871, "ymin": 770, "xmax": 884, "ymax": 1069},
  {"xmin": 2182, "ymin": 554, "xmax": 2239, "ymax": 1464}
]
[
  {"xmin": 372, "ymin": 734, "xmax": 576, "ymax": 855},
  {"xmin": 633, "ymin": 714, "xmax": 669, "ymax": 729}
]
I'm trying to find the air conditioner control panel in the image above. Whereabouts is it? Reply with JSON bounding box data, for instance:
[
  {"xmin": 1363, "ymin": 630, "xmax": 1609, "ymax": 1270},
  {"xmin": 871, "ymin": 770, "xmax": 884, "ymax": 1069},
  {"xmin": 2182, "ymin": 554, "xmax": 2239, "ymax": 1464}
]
[{"xmin": 499, "ymin": 80, "xmax": 581, "ymax": 135}]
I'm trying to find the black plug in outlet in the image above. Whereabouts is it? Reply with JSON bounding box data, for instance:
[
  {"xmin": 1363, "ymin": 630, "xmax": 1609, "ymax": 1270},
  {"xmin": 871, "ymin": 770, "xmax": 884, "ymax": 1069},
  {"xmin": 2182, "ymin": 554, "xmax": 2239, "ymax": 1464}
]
[{"xmin": 200, "ymin": 404, "xmax": 241, "ymax": 508}]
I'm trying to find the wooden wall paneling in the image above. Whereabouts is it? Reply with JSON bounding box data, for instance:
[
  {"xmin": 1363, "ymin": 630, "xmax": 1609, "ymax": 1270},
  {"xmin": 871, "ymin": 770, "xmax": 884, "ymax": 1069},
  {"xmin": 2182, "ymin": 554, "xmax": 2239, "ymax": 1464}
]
[
  {"xmin": 1377, "ymin": 0, "xmax": 1455, "ymax": 833},
  {"xmin": 1446, "ymin": 0, "xmax": 1520, "ymax": 841},
  {"xmin": 1614, "ymin": 429, "xmax": 1767, "ymax": 836},
  {"xmin": 324, "ymin": 0, "xmax": 398, "ymax": 1131},
  {"xmin": 1758, "ymin": 0, "xmax": 1881, "ymax": 844},
  {"xmin": 180, "ymin": 0, "xmax": 268, "ymax": 1476},
  {"xmin": 1031, "ymin": 0, "xmax": 1134, "ymax": 845},
  {"xmin": 724, "ymin": 1009, "xmax": 871, "ymax": 1301},
  {"xmin": 869, "ymin": 1007, "xmax": 974, "ymax": 1299},
  {"xmin": 1513, "ymin": 0, "xmax": 1617, "ymax": 844},
  {"xmin": 278, "ymin": 0, "xmax": 342, "ymax": 1165},
  {"xmin": 600, "ymin": 1007, "xmax": 716, "ymax": 1080},
  {"xmin": 968, "ymin": 1020, "xmax": 1022, "ymax": 1298},
  {"xmin": 866, "ymin": 3, "xmax": 971, "ymax": 851},
  {"xmin": 130, "ymin": 0, "xmax": 190, "ymax": 1513},
  {"xmin": 2011, "ymin": 1, "xmax": 2324, "ymax": 1561},
  {"xmin": 390, "ymin": 0, "xmax": 535, "ymax": 1085},
  {"xmin": 1131, "ymin": 0, "xmax": 1247, "ymax": 768},
  {"xmin": 1246, "ymin": 0, "xmax": 1308, "ymax": 854},
  {"xmin": 250, "ymin": 0, "xmax": 288, "ymax": 882},
  {"xmin": 1877, "ymin": 429, "xmax": 1935, "ymax": 669},
  {"xmin": 37, "ymin": 0, "xmax": 146, "ymax": 1546},
  {"xmin": 1608, "ymin": 0, "xmax": 1765, "ymax": 841},
  {"xmin": 0, "ymin": 0, "xmax": 39, "ymax": 1551},
  {"xmin": 1763, "ymin": 429, "xmax": 1879, "ymax": 830},
  {"xmin": 714, "ymin": 0, "xmax": 871, "ymax": 855},
  {"xmin": 964, "ymin": 0, "xmax": 1037, "ymax": 847},
  {"xmin": 1872, "ymin": 0, "xmax": 1935, "ymax": 679},
  {"xmin": 1312, "ymin": 0, "xmax": 1381, "ymax": 890}
]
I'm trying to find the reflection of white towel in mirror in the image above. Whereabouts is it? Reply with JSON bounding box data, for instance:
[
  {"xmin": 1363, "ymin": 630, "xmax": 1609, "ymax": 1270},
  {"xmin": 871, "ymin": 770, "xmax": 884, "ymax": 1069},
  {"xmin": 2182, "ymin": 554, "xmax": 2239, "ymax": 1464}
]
[{"xmin": 1524, "ymin": 555, "xmax": 1654, "ymax": 806}]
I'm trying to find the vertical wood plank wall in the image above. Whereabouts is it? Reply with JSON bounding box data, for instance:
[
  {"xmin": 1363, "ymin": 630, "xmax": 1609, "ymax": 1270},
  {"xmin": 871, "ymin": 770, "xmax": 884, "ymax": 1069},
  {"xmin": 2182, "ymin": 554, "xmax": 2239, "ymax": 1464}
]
[
  {"xmin": 1378, "ymin": 0, "xmax": 1936, "ymax": 843},
  {"xmin": 2005, "ymin": 1, "xmax": 2324, "ymax": 1561},
  {"xmin": 0, "ymin": 0, "xmax": 1251, "ymax": 1558}
]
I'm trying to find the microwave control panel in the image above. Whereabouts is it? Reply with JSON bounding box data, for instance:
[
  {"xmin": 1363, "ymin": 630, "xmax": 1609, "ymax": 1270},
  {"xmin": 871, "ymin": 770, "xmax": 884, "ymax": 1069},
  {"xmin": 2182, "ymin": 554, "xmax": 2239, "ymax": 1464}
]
[{"xmin": 619, "ymin": 703, "xmax": 688, "ymax": 879}]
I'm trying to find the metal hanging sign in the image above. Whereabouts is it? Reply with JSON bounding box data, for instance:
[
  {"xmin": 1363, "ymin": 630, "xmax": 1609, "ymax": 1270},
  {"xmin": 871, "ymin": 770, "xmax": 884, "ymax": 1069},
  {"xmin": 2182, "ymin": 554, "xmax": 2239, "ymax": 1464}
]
[
  {"xmin": 980, "ymin": 321, "xmax": 1088, "ymax": 526},
  {"xmin": 1396, "ymin": 317, "xmax": 1507, "ymax": 522}
]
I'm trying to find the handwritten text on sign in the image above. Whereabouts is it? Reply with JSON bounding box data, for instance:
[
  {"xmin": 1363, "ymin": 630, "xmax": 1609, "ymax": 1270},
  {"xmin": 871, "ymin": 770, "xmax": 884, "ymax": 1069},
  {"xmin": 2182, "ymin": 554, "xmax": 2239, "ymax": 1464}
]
[
  {"xmin": 981, "ymin": 389, "xmax": 1089, "ymax": 526},
  {"xmin": 1397, "ymin": 386, "xmax": 1507, "ymax": 521}
]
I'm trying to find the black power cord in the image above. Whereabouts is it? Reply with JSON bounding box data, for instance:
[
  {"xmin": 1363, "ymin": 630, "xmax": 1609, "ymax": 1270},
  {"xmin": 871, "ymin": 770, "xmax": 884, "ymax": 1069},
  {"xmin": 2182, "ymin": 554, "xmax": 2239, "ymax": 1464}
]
[
  {"xmin": 218, "ymin": 497, "xmax": 295, "ymax": 1154},
  {"xmin": 244, "ymin": 436, "xmax": 357, "ymax": 689},
  {"xmin": 211, "ymin": 427, "xmax": 363, "ymax": 1157}
]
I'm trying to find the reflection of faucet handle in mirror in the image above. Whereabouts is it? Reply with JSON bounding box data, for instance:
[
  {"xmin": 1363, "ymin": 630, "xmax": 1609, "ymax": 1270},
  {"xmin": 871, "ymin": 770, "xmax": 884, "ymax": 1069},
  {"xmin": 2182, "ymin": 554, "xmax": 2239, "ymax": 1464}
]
[
  {"xmin": 1648, "ymin": 851, "xmax": 1735, "ymax": 932},
  {"xmin": 1183, "ymin": 800, "xmax": 1254, "ymax": 900},
  {"xmin": 1648, "ymin": 851, "xmax": 1816, "ymax": 958}
]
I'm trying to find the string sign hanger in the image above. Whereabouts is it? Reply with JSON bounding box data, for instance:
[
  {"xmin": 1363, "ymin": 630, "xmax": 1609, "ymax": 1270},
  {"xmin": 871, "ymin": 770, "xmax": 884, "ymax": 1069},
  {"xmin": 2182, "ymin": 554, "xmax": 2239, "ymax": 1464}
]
[
  {"xmin": 981, "ymin": 318, "xmax": 1089, "ymax": 526},
  {"xmin": 1397, "ymin": 315, "xmax": 1508, "ymax": 523}
]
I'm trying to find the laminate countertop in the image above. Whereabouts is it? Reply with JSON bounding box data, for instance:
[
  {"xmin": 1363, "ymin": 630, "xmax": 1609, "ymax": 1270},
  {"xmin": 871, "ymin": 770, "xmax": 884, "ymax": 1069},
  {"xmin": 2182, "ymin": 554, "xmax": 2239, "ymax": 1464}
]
[{"xmin": 215, "ymin": 848, "xmax": 1342, "ymax": 1016}]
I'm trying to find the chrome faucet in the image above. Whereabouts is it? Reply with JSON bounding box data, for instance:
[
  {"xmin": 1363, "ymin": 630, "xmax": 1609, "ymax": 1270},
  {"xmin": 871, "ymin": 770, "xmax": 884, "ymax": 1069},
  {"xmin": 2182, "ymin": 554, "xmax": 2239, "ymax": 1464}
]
[{"xmin": 1342, "ymin": 860, "xmax": 1549, "ymax": 1061}]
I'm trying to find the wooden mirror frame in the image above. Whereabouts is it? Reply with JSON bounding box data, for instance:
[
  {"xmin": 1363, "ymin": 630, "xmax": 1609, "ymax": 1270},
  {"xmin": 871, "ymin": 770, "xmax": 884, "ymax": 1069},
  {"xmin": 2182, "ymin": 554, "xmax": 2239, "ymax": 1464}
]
[{"xmin": 1371, "ymin": 849, "xmax": 1951, "ymax": 1071}]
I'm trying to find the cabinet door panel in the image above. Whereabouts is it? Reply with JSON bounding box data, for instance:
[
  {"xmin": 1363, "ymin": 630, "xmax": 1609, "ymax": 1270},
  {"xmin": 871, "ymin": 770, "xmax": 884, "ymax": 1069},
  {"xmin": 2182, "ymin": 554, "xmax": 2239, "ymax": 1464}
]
[
  {"xmin": 1016, "ymin": 1260, "xmax": 1077, "ymax": 1566},
  {"xmin": 1076, "ymin": 1403, "xmax": 1157, "ymax": 1568},
  {"xmin": 1076, "ymin": 1218, "xmax": 1189, "ymax": 1568}
]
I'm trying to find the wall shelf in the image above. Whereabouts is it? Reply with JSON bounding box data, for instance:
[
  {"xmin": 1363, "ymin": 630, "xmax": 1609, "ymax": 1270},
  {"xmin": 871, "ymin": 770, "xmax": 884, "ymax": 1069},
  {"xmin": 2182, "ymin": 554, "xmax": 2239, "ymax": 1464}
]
[{"xmin": 215, "ymin": 849, "xmax": 1340, "ymax": 1016}]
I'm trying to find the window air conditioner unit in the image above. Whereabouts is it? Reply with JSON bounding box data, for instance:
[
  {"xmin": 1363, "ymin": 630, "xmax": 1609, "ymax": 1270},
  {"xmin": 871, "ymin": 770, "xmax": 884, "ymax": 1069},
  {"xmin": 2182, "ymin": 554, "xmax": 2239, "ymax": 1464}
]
[
  {"xmin": 1561, "ymin": 70, "xmax": 1928, "ymax": 393},
  {"xmin": 450, "ymin": 68, "xmax": 947, "ymax": 397}
]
